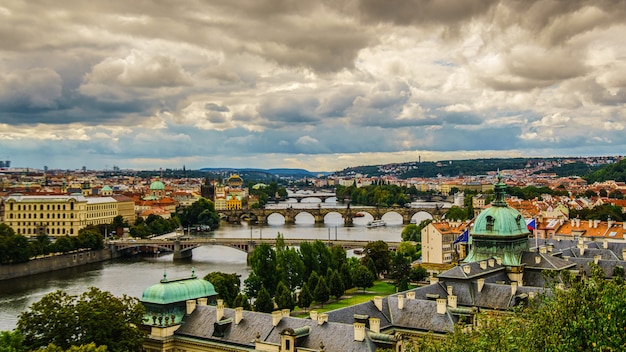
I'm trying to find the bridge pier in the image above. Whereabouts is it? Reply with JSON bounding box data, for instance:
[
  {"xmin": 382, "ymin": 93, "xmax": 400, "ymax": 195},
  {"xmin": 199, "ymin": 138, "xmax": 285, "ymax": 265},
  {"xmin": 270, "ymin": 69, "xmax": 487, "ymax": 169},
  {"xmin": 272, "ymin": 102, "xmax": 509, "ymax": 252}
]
[{"xmin": 173, "ymin": 240, "xmax": 193, "ymax": 260}]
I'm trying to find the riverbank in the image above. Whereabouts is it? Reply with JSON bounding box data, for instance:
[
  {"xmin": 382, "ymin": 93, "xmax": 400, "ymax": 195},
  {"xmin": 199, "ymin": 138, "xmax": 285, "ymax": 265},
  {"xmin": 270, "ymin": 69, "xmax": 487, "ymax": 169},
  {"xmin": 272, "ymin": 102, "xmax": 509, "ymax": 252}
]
[{"xmin": 0, "ymin": 248, "xmax": 114, "ymax": 281}]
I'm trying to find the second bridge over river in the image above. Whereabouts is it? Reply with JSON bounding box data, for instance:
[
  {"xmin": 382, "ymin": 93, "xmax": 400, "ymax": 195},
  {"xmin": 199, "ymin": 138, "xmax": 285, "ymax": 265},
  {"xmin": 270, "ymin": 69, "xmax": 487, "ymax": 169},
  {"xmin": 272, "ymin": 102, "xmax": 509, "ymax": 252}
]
[
  {"xmin": 110, "ymin": 237, "xmax": 403, "ymax": 260},
  {"xmin": 218, "ymin": 206, "xmax": 443, "ymax": 225}
]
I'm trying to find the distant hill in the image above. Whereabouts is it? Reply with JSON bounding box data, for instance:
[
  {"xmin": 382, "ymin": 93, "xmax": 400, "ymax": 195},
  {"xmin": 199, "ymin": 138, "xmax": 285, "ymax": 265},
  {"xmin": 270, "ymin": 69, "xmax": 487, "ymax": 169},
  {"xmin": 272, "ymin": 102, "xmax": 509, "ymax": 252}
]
[{"xmin": 199, "ymin": 167, "xmax": 328, "ymax": 179}]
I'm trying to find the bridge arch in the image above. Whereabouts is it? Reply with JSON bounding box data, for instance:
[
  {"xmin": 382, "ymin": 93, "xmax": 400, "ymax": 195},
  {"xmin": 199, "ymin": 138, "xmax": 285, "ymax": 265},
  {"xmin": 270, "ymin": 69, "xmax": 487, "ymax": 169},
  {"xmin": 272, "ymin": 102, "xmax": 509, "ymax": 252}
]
[{"xmin": 410, "ymin": 211, "xmax": 434, "ymax": 225}]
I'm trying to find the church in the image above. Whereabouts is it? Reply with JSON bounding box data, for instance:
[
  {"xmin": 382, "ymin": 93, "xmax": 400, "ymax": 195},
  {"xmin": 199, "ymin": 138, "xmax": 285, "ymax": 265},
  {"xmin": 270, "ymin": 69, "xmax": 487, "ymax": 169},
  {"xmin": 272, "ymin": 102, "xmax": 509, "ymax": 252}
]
[{"xmin": 141, "ymin": 176, "xmax": 626, "ymax": 351}]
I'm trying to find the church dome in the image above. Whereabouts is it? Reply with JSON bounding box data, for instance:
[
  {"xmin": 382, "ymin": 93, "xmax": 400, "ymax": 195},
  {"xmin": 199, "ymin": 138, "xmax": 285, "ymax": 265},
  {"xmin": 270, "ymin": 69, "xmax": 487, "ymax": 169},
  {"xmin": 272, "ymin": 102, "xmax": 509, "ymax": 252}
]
[
  {"xmin": 472, "ymin": 181, "xmax": 530, "ymax": 238},
  {"xmin": 464, "ymin": 175, "xmax": 530, "ymax": 266},
  {"xmin": 141, "ymin": 272, "xmax": 217, "ymax": 305},
  {"xmin": 149, "ymin": 177, "xmax": 166, "ymax": 191}
]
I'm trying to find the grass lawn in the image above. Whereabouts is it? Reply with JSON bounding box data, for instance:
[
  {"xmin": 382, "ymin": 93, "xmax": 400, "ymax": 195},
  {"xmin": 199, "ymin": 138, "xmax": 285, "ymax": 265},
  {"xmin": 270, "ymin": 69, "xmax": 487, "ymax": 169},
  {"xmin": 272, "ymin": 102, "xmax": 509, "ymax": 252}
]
[{"xmin": 292, "ymin": 281, "xmax": 399, "ymax": 317}]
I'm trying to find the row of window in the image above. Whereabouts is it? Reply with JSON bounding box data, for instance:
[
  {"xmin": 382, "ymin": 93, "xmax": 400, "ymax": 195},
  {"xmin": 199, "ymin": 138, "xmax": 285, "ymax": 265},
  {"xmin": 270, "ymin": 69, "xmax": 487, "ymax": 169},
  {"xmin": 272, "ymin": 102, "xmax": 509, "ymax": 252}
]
[
  {"xmin": 16, "ymin": 227, "xmax": 75, "ymax": 235},
  {"xmin": 86, "ymin": 212, "xmax": 116, "ymax": 218},
  {"xmin": 9, "ymin": 203, "xmax": 76, "ymax": 211},
  {"xmin": 8, "ymin": 213, "xmax": 75, "ymax": 219}
]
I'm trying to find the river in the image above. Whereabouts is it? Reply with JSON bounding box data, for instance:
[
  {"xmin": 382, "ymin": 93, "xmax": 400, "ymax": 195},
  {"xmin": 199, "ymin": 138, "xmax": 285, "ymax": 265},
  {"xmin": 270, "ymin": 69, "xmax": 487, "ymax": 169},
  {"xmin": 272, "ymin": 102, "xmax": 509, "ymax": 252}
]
[{"xmin": 0, "ymin": 208, "xmax": 428, "ymax": 331}]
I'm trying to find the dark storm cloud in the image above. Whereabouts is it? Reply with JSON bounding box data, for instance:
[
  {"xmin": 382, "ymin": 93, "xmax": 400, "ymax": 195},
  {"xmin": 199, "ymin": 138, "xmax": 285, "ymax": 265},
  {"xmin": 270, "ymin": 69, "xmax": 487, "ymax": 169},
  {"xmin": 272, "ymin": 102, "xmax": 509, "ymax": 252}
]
[{"xmin": 258, "ymin": 96, "xmax": 321, "ymax": 124}]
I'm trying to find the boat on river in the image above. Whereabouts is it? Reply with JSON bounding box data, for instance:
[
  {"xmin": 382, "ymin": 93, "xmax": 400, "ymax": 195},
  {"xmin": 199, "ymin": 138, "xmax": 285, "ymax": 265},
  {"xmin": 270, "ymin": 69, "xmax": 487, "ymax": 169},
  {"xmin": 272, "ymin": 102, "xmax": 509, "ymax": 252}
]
[{"xmin": 366, "ymin": 220, "xmax": 386, "ymax": 228}]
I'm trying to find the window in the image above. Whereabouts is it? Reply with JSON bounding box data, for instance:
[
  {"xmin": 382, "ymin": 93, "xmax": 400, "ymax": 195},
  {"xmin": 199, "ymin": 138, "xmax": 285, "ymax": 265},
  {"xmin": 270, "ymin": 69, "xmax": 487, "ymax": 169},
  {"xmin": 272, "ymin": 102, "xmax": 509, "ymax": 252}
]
[{"xmin": 486, "ymin": 216, "xmax": 495, "ymax": 231}]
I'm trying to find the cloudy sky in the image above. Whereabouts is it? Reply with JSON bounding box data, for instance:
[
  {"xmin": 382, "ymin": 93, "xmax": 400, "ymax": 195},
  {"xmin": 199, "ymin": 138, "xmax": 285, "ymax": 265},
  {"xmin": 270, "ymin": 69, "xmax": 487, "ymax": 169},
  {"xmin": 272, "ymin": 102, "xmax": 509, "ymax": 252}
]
[{"xmin": 1, "ymin": 0, "xmax": 625, "ymax": 171}]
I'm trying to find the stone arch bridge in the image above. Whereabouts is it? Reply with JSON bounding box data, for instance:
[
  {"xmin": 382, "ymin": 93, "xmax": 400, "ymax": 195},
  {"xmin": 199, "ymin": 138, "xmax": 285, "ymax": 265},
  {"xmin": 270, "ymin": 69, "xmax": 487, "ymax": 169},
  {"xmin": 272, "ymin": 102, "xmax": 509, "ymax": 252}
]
[
  {"xmin": 218, "ymin": 206, "xmax": 443, "ymax": 225},
  {"xmin": 110, "ymin": 237, "xmax": 402, "ymax": 261}
]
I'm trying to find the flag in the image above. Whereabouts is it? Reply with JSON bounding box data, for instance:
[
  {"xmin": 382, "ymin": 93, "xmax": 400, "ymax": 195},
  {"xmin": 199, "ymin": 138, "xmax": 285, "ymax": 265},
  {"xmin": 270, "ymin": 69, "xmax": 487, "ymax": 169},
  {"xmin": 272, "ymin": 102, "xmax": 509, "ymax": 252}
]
[
  {"xmin": 453, "ymin": 228, "xmax": 469, "ymax": 244},
  {"xmin": 526, "ymin": 218, "xmax": 536, "ymax": 231}
]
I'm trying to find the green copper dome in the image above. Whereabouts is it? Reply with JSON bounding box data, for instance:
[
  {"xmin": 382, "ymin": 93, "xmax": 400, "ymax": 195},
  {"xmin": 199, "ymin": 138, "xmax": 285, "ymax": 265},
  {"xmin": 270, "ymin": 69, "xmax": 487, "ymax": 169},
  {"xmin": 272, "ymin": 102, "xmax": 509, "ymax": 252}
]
[
  {"xmin": 149, "ymin": 177, "xmax": 166, "ymax": 191},
  {"xmin": 141, "ymin": 272, "xmax": 217, "ymax": 305},
  {"xmin": 464, "ymin": 175, "xmax": 530, "ymax": 266}
]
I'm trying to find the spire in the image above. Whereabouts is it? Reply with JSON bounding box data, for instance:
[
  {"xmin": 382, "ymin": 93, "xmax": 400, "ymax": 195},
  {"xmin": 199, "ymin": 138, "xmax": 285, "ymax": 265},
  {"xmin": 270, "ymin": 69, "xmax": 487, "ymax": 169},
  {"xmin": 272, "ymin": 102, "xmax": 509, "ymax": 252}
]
[
  {"xmin": 161, "ymin": 270, "xmax": 168, "ymax": 283},
  {"xmin": 492, "ymin": 170, "xmax": 508, "ymax": 207},
  {"xmin": 191, "ymin": 266, "xmax": 196, "ymax": 278}
]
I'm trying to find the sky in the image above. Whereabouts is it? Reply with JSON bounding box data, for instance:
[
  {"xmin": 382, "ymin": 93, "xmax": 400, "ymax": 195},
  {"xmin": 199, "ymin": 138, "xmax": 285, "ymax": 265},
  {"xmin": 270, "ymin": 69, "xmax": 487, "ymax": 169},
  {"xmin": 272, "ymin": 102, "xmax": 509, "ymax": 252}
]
[{"xmin": 1, "ymin": 0, "xmax": 625, "ymax": 172}]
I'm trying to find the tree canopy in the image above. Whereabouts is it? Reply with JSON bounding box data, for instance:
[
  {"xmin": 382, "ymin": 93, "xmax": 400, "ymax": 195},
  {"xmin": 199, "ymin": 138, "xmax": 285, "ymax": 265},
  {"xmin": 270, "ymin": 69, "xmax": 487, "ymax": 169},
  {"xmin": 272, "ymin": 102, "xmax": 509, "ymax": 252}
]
[
  {"xmin": 419, "ymin": 264, "xmax": 626, "ymax": 351},
  {"xmin": 17, "ymin": 287, "xmax": 145, "ymax": 352}
]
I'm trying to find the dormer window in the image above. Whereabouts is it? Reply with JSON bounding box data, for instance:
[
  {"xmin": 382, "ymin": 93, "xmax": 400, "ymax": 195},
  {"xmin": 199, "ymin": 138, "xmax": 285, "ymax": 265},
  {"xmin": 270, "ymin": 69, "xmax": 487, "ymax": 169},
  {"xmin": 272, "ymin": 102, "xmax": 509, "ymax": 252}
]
[{"xmin": 486, "ymin": 215, "xmax": 495, "ymax": 231}]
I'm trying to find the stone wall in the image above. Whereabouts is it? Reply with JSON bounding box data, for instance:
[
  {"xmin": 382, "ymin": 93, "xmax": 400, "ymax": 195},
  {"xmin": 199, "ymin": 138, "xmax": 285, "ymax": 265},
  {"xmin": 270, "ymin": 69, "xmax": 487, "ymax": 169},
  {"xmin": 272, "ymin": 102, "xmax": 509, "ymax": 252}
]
[{"xmin": 0, "ymin": 249, "xmax": 114, "ymax": 280}]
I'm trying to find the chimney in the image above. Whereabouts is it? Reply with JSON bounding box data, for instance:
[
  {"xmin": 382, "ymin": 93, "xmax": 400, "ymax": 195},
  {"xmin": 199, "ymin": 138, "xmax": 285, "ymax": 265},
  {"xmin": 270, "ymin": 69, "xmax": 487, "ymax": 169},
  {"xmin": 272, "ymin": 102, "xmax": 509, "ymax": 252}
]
[
  {"xmin": 354, "ymin": 323, "xmax": 366, "ymax": 342},
  {"xmin": 310, "ymin": 310, "xmax": 318, "ymax": 321},
  {"xmin": 622, "ymin": 248, "xmax": 626, "ymax": 260},
  {"xmin": 594, "ymin": 255, "xmax": 601, "ymax": 265},
  {"xmin": 547, "ymin": 243, "xmax": 554, "ymax": 252},
  {"xmin": 529, "ymin": 291, "xmax": 536, "ymax": 299},
  {"xmin": 281, "ymin": 309, "xmax": 290, "ymax": 318},
  {"xmin": 589, "ymin": 219, "xmax": 593, "ymax": 228},
  {"xmin": 556, "ymin": 283, "xmax": 565, "ymax": 290},
  {"xmin": 436, "ymin": 298, "xmax": 447, "ymax": 315},
  {"xmin": 398, "ymin": 294, "xmax": 405, "ymax": 310},
  {"xmin": 216, "ymin": 300, "xmax": 225, "ymax": 321},
  {"xmin": 535, "ymin": 256, "xmax": 541, "ymax": 264},
  {"xmin": 448, "ymin": 295, "xmax": 457, "ymax": 308},
  {"xmin": 579, "ymin": 246, "xmax": 585, "ymax": 256},
  {"xmin": 235, "ymin": 307, "xmax": 243, "ymax": 325},
  {"xmin": 603, "ymin": 239, "xmax": 609, "ymax": 249},
  {"xmin": 186, "ymin": 299, "xmax": 197, "ymax": 315},
  {"xmin": 447, "ymin": 285, "xmax": 453, "ymax": 296},
  {"xmin": 595, "ymin": 220, "xmax": 600, "ymax": 228},
  {"xmin": 406, "ymin": 292, "xmax": 416, "ymax": 300},
  {"xmin": 374, "ymin": 296, "xmax": 383, "ymax": 311},
  {"xmin": 317, "ymin": 313, "xmax": 328, "ymax": 325},
  {"xmin": 477, "ymin": 278, "xmax": 485, "ymax": 292},
  {"xmin": 272, "ymin": 310, "xmax": 282, "ymax": 326},
  {"xmin": 369, "ymin": 318, "xmax": 380, "ymax": 334},
  {"xmin": 430, "ymin": 277, "xmax": 439, "ymax": 284},
  {"xmin": 463, "ymin": 265, "xmax": 471, "ymax": 274},
  {"xmin": 198, "ymin": 297, "xmax": 208, "ymax": 306},
  {"xmin": 511, "ymin": 281, "xmax": 518, "ymax": 295},
  {"xmin": 480, "ymin": 261, "xmax": 487, "ymax": 270},
  {"xmin": 539, "ymin": 246, "xmax": 547, "ymax": 254},
  {"xmin": 488, "ymin": 258, "xmax": 495, "ymax": 267},
  {"xmin": 570, "ymin": 219, "xmax": 574, "ymax": 227},
  {"xmin": 496, "ymin": 257, "xmax": 502, "ymax": 265},
  {"xmin": 576, "ymin": 218, "xmax": 580, "ymax": 227},
  {"xmin": 563, "ymin": 255, "xmax": 570, "ymax": 261}
]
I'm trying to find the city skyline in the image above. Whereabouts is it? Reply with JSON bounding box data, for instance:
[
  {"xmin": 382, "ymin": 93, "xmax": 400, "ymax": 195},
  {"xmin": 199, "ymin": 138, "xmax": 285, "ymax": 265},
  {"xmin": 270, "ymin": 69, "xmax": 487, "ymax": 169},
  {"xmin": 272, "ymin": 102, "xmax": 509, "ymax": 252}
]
[{"xmin": 1, "ymin": 1, "xmax": 625, "ymax": 171}]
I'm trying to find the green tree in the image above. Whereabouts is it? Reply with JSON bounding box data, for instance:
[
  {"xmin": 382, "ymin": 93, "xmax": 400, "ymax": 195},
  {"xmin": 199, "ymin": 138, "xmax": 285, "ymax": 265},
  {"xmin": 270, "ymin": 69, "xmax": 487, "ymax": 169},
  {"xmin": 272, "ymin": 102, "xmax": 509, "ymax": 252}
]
[
  {"xmin": 254, "ymin": 286, "xmax": 275, "ymax": 313},
  {"xmin": 41, "ymin": 343, "xmax": 108, "ymax": 352},
  {"xmin": 0, "ymin": 224, "xmax": 31, "ymax": 264},
  {"xmin": 409, "ymin": 265, "xmax": 428, "ymax": 282},
  {"xmin": 445, "ymin": 206, "xmax": 467, "ymax": 221},
  {"xmin": 609, "ymin": 190, "xmax": 624, "ymax": 199},
  {"xmin": 232, "ymin": 293, "xmax": 252, "ymax": 311},
  {"xmin": 307, "ymin": 271, "xmax": 320, "ymax": 294},
  {"xmin": 340, "ymin": 262, "xmax": 354, "ymax": 289},
  {"xmin": 177, "ymin": 197, "xmax": 220, "ymax": 230},
  {"xmin": 397, "ymin": 241, "xmax": 417, "ymax": 260},
  {"xmin": 0, "ymin": 330, "xmax": 26, "ymax": 352},
  {"xmin": 297, "ymin": 283, "xmax": 313, "ymax": 312},
  {"xmin": 389, "ymin": 252, "xmax": 411, "ymax": 289},
  {"xmin": 329, "ymin": 270, "xmax": 345, "ymax": 301},
  {"xmin": 248, "ymin": 242, "xmax": 278, "ymax": 294},
  {"xmin": 274, "ymin": 281, "xmax": 296, "ymax": 311},
  {"xmin": 401, "ymin": 224, "xmax": 420, "ymax": 242},
  {"xmin": 361, "ymin": 240, "xmax": 390, "ymax": 276},
  {"xmin": 204, "ymin": 272, "xmax": 241, "ymax": 308},
  {"xmin": 313, "ymin": 277, "xmax": 330, "ymax": 307},
  {"xmin": 17, "ymin": 287, "xmax": 145, "ymax": 352},
  {"xmin": 276, "ymin": 236, "xmax": 305, "ymax": 291},
  {"xmin": 353, "ymin": 265, "xmax": 375, "ymax": 292}
]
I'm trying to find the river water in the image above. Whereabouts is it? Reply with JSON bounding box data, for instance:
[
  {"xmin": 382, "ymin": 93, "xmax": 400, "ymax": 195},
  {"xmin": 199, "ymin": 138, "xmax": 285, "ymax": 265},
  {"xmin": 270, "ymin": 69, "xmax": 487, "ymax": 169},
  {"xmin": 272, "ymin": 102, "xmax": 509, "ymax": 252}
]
[{"xmin": 0, "ymin": 207, "xmax": 431, "ymax": 331}]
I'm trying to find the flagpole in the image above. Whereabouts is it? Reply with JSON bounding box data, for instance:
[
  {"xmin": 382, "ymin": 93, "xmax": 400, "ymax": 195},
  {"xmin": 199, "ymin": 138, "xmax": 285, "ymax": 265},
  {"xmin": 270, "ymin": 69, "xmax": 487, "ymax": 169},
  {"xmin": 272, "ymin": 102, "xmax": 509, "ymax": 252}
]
[{"xmin": 534, "ymin": 216, "xmax": 538, "ymax": 250}]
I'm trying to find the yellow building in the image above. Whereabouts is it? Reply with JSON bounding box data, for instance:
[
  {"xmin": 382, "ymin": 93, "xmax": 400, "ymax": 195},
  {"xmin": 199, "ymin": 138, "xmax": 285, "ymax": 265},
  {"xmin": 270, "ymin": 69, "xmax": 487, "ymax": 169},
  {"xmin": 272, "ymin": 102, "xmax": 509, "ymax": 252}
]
[
  {"xmin": 3, "ymin": 194, "xmax": 88, "ymax": 236},
  {"xmin": 2, "ymin": 194, "xmax": 133, "ymax": 237}
]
